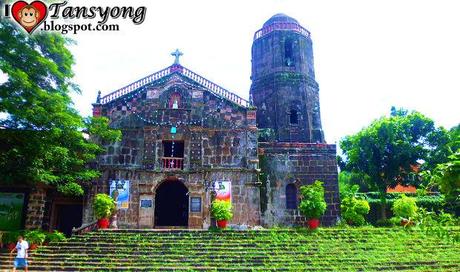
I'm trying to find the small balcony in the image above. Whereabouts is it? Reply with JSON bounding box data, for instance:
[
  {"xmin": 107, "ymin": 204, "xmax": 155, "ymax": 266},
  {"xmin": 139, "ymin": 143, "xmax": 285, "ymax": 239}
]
[{"xmin": 162, "ymin": 157, "xmax": 184, "ymax": 170}]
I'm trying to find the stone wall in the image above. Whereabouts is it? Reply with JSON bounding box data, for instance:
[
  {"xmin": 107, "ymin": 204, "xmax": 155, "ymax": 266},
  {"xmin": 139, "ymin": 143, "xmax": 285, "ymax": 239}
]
[
  {"xmin": 84, "ymin": 73, "xmax": 260, "ymax": 228},
  {"xmin": 24, "ymin": 186, "xmax": 47, "ymax": 229},
  {"xmin": 258, "ymin": 142, "xmax": 340, "ymax": 226},
  {"xmin": 96, "ymin": 73, "xmax": 257, "ymax": 171},
  {"xmin": 82, "ymin": 169, "xmax": 260, "ymax": 228}
]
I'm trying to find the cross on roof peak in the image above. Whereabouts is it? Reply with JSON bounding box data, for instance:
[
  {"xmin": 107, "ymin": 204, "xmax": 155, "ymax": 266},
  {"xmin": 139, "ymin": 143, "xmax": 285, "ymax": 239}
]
[{"xmin": 171, "ymin": 49, "xmax": 183, "ymax": 65}]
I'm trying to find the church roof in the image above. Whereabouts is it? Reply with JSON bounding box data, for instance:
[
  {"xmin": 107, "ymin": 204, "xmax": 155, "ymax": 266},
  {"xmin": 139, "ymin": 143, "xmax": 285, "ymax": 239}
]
[
  {"xmin": 98, "ymin": 64, "xmax": 250, "ymax": 108},
  {"xmin": 263, "ymin": 13, "xmax": 299, "ymax": 27}
]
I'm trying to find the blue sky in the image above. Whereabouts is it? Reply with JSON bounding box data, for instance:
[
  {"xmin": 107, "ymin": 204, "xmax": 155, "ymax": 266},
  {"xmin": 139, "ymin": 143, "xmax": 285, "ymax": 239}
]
[{"xmin": 64, "ymin": 0, "xmax": 459, "ymax": 144}]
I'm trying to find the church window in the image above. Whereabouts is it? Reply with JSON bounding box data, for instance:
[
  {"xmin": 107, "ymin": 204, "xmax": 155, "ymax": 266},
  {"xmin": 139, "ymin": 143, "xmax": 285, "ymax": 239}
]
[
  {"xmin": 169, "ymin": 92, "xmax": 181, "ymax": 109},
  {"xmin": 285, "ymin": 39, "xmax": 294, "ymax": 67},
  {"xmin": 286, "ymin": 183, "xmax": 297, "ymax": 209},
  {"xmin": 163, "ymin": 140, "xmax": 184, "ymax": 158},
  {"xmin": 162, "ymin": 140, "xmax": 185, "ymax": 170},
  {"xmin": 289, "ymin": 109, "xmax": 298, "ymax": 124}
]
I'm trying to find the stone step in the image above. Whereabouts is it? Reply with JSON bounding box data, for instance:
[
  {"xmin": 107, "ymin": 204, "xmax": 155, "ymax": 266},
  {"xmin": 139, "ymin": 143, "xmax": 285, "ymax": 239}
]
[{"xmin": 4, "ymin": 228, "xmax": 457, "ymax": 271}]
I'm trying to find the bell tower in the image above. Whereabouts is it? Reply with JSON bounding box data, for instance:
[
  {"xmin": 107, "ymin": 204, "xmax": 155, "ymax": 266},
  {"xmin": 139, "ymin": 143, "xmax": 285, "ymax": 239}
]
[{"xmin": 250, "ymin": 14, "xmax": 324, "ymax": 143}]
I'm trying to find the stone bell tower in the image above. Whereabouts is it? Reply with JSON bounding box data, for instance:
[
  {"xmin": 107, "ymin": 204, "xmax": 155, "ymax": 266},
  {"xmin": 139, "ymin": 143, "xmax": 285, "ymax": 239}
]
[{"xmin": 250, "ymin": 14, "xmax": 324, "ymax": 143}]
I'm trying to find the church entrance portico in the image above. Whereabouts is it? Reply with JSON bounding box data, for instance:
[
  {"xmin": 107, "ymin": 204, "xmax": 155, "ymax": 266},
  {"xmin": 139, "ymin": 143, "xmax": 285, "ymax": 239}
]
[{"xmin": 154, "ymin": 178, "xmax": 189, "ymax": 227}]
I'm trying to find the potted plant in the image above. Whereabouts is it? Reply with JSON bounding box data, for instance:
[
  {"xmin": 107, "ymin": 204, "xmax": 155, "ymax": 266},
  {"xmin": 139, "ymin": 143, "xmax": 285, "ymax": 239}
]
[
  {"xmin": 211, "ymin": 200, "xmax": 233, "ymax": 228},
  {"xmin": 3, "ymin": 231, "xmax": 20, "ymax": 250},
  {"xmin": 24, "ymin": 229, "xmax": 46, "ymax": 250},
  {"xmin": 299, "ymin": 180, "xmax": 327, "ymax": 229},
  {"xmin": 46, "ymin": 230, "xmax": 67, "ymax": 244},
  {"xmin": 392, "ymin": 194, "xmax": 418, "ymax": 226},
  {"xmin": 93, "ymin": 193, "xmax": 116, "ymax": 229}
]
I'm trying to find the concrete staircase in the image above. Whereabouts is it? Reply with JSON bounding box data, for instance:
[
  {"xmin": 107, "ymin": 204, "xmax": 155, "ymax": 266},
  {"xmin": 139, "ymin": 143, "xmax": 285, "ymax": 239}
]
[{"xmin": 1, "ymin": 228, "xmax": 459, "ymax": 271}]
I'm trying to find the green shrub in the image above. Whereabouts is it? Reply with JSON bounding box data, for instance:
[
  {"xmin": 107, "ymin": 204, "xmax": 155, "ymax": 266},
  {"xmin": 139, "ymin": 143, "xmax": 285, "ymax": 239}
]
[
  {"xmin": 46, "ymin": 230, "xmax": 67, "ymax": 243},
  {"xmin": 414, "ymin": 208, "xmax": 460, "ymax": 243},
  {"xmin": 362, "ymin": 192, "xmax": 444, "ymax": 225},
  {"xmin": 211, "ymin": 200, "xmax": 233, "ymax": 221},
  {"xmin": 299, "ymin": 180, "xmax": 327, "ymax": 220},
  {"xmin": 93, "ymin": 193, "xmax": 116, "ymax": 219},
  {"xmin": 415, "ymin": 208, "xmax": 458, "ymax": 227},
  {"xmin": 392, "ymin": 194, "xmax": 418, "ymax": 219},
  {"xmin": 24, "ymin": 229, "xmax": 46, "ymax": 245},
  {"xmin": 341, "ymin": 197, "xmax": 370, "ymax": 226}
]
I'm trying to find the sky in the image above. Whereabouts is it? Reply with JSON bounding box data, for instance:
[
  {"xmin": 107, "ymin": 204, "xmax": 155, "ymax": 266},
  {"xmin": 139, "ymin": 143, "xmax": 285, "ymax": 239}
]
[{"xmin": 65, "ymin": 0, "xmax": 459, "ymax": 144}]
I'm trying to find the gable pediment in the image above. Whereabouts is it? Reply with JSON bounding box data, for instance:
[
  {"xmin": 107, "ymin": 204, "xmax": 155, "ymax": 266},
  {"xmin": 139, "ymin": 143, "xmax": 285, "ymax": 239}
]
[{"xmin": 98, "ymin": 64, "xmax": 249, "ymax": 109}]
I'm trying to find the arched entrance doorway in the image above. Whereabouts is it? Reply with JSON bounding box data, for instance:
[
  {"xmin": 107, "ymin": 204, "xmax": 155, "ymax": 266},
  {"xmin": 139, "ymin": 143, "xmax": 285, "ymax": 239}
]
[{"xmin": 154, "ymin": 179, "xmax": 189, "ymax": 227}]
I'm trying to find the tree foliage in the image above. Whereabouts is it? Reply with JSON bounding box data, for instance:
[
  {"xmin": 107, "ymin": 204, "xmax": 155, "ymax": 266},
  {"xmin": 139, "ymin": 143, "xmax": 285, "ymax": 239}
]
[
  {"xmin": 426, "ymin": 149, "xmax": 460, "ymax": 202},
  {"xmin": 339, "ymin": 108, "xmax": 449, "ymax": 201},
  {"xmin": 0, "ymin": 20, "xmax": 120, "ymax": 195}
]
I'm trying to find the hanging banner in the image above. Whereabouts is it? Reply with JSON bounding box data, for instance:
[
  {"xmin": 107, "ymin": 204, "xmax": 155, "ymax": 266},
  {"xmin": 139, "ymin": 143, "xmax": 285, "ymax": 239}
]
[
  {"xmin": 214, "ymin": 181, "xmax": 231, "ymax": 203},
  {"xmin": 0, "ymin": 192, "xmax": 25, "ymax": 230},
  {"xmin": 109, "ymin": 180, "xmax": 130, "ymax": 209}
]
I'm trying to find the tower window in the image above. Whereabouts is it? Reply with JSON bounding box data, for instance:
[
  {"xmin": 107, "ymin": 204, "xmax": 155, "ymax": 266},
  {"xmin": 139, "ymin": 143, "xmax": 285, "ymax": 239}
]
[
  {"xmin": 286, "ymin": 183, "xmax": 297, "ymax": 209},
  {"xmin": 169, "ymin": 92, "xmax": 181, "ymax": 109},
  {"xmin": 285, "ymin": 39, "xmax": 294, "ymax": 67},
  {"xmin": 289, "ymin": 109, "xmax": 298, "ymax": 124}
]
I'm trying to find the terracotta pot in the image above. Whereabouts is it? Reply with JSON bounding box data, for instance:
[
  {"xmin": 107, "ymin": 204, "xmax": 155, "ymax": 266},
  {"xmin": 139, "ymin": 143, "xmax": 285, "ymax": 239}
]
[
  {"xmin": 97, "ymin": 218, "xmax": 110, "ymax": 229},
  {"xmin": 30, "ymin": 244, "xmax": 38, "ymax": 250},
  {"xmin": 7, "ymin": 243, "xmax": 15, "ymax": 251},
  {"xmin": 307, "ymin": 218, "xmax": 320, "ymax": 229},
  {"xmin": 216, "ymin": 220, "xmax": 228, "ymax": 228},
  {"xmin": 400, "ymin": 218, "xmax": 414, "ymax": 227}
]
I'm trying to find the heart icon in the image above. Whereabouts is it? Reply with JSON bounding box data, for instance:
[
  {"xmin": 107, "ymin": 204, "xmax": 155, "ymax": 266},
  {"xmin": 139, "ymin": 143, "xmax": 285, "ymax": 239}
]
[{"xmin": 11, "ymin": 1, "xmax": 48, "ymax": 34}]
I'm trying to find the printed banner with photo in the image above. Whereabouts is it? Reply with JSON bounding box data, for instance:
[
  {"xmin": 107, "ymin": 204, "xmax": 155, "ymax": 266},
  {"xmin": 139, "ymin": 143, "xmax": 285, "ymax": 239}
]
[
  {"xmin": 109, "ymin": 180, "xmax": 130, "ymax": 209},
  {"xmin": 214, "ymin": 181, "xmax": 231, "ymax": 203}
]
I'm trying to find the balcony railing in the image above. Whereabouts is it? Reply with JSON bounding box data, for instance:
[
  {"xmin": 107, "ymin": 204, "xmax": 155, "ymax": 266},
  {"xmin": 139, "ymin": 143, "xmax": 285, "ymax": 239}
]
[
  {"xmin": 253, "ymin": 22, "xmax": 310, "ymax": 40},
  {"xmin": 162, "ymin": 157, "xmax": 184, "ymax": 170}
]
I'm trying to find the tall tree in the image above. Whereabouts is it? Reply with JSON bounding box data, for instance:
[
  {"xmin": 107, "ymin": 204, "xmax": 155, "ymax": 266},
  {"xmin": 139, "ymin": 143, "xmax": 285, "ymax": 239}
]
[
  {"xmin": 0, "ymin": 20, "xmax": 120, "ymax": 195},
  {"xmin": 339, "ymin": 108, "xmax": 448, "ymax": 218},
  {"xmin": 423, "ymin": 128, "xmax": 460, "ymax": 213}
]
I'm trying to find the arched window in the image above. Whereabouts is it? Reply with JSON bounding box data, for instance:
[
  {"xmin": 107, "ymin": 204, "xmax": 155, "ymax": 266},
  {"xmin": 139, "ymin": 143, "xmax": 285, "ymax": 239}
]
[
  {"xmin": 169, "ymin": 93, "xmax": 181, "ymax": 109},
  {"xmin": 289, "ymin": 109, "xmax": 298, "ymax": 124},
  {"xmin": 285, "ymin": 39, "xmax": 294, "ymax": 67},
  {"xmin": 286, "ymin": 183, "xmax": 297, "ymax": 209}
]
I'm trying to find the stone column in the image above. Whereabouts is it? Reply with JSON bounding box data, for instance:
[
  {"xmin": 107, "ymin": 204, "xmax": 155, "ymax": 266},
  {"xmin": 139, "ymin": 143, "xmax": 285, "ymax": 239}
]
[{"xmin": 24, "ymin": 186, "xmax": 47, "ymax": 229}]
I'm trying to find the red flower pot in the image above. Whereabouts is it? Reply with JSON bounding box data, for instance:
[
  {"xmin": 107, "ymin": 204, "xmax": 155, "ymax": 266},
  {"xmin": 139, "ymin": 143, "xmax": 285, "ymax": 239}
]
[
  {"xmin": 217, "ymin": 220, "xmax": 228, "ymax": 228},
  {"xmin": 97, "ymin": 218, "xmax": 110, "ymax": 229},
  {"xmin": 400, "ymin": 219, "xmax": 414, "ymax": 227},
  {"xmin": 307, "ymin": 218, "xmax": 320, "ymax": 229},
  {"xmin": 7, "ymin": 243, "xmax": 15, "ymax": 251}
]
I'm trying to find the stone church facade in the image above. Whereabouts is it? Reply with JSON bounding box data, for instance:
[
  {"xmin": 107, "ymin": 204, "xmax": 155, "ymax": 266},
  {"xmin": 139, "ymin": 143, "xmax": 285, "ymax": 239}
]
[{"xmin": 82, "ymin": 14, "xmax": 340, "ymax": 229}]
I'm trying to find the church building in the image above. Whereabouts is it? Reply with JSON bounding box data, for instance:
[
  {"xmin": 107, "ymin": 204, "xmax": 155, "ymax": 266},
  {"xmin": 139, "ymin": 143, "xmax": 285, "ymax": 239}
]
[{"xmin": 82, "ymin": 14, "xmax": 340, "ymax": 228}]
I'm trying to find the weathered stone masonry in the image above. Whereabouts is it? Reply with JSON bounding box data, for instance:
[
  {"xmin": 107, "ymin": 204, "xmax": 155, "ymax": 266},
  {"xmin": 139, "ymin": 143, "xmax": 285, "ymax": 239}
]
[
  {"xmin": 82, "ymin": 13, "xmax": 340, "ymax": 229},
  {"xmin": 258, "ymin": 143, "xmax": 339, "ymax": 226},
  {"xmin": 250, "ymin": 14, "xmax": 340, "ymax": 226},
  {"xmin": 84, "ymin": 71, "xmax": 260, "ymax": 228}
]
